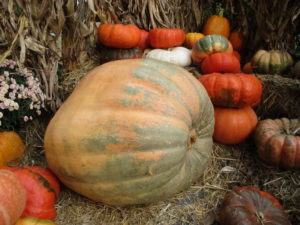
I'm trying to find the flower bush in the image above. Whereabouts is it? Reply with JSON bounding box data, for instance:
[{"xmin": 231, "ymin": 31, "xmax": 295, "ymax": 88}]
[{"xmin": 0, "ymin": 59, "xmax": 46, "ymax": 131}]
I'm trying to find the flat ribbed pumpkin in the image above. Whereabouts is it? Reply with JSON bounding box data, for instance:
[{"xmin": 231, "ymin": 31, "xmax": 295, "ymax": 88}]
[
  {"xmin": 252, "ymin": 50, "xmax": 293, "ymax": 74},
  {"xmin": 199, "ymin": 73, "xmax": 263, "ymax": 108},
  {"xmin": 254, "ymin": 118, "xmax": 300, "ymax": 169},
  {"xmin": 192, "ymin": 34, "xmax": 233, "ymax": 64},
  {"xmin": 44, "ymin": 59, "xmax": 214, "ymax": 206}
]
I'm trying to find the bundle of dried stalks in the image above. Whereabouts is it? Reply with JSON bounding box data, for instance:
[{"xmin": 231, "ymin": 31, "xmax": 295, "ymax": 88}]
[{"xmin": 0, "ymin": 0, "xmax": 65, "ymax": 110}]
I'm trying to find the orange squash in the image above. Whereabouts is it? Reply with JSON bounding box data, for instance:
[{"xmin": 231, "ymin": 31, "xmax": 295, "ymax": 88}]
[
  {"xmin": 98, "ymin": 24, "xmax": 141, "ymax": 49},
  {"xmin": 229, "ymin": 30, "xmax": 244, "ymax": 51},
  {"xmin": 44, "ymin": 58, "xmax": 215, "ymax": 206},
  {"xmin": 203, "ymin": 10, "xmax": 230, "ymax": 38},
  {"xmin": 184, "ymin": 32, "xmax": 205, "ymax": 49},
  {"xmin": 214, "ymin": 106, "xmax": 258, "ymax": 144},
  {"xmin": 0, "ymin": 131, "xmax": 25, "ymax": 166},
  {"xmin": 242, "ymin": 62, "xmax": 253, "ymax": 73},
  {"xmin": 149, "ymin": 28, "xmax": 185, "ymax": 48},
  {"xmin": 0, "ymin": 169, "xmax": 26, "ymax": 225}
]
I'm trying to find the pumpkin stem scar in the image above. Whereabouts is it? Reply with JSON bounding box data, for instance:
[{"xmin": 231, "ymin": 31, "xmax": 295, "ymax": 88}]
[{"xmin": 187, "ymin": 129, "xmax": 197, "ymax": 150}]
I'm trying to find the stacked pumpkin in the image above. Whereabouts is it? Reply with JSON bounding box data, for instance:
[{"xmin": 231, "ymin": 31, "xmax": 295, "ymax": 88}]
[{"xmin": 192, "ymin": 34, "xmax": 262, "ymax": 145}]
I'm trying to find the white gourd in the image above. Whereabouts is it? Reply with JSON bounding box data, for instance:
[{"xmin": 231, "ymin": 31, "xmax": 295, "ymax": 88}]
[{"xmin": 143, "ymin": 47, "xmax": 192, "ymax": 67}]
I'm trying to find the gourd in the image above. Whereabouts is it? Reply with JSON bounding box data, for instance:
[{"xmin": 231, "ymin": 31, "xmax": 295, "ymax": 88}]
[
  {"xmin": 15, "ymin": 217, "xmax": 57, "ymax": 225},
  {"xmin": 202, "ymin": 10, "xmax": 230, "ymax": 38},
  {"xmin": 220, "ymin": 186, "xmax": 291, "ymax": 225},
  {"xmin": 192, "ymin": 35, "xmax": 233, "ymax": 64},
  {"xmin": 2, "ymin": 166, "xmax": 60, "ymax": 220},
  {"xmin": 0, "ymin": 131, "xmax": 25, "ymax": 166},
  {"xmin": 0, "ymin": 169, "xmax": 26, "ymax": 225},
  {"xmin": 252, "ymin": 50, "xmax": 293, "ymax": 74},
  {"xmin": 143, "ymin": 47, "xmax": 192, "ymax": 67},
  {"xmin": 44, "ymin": 58, "xmax": 215, "ymax": 206},
  {"xmin": 200, "ymin": 52, "xmax": 241, "ymax": 74},
  {"xmin": 254, "ymin": 118, "xmax": 300, "ymax": 169},
  {"xmin": 214, "ymin": 106, "xmax": 258, "ymax": 144},
  {"xmin": 184, "ymin": 33, "xmax": 205, "ymax": 49},
  {"xmin": 199, "ymin": 73, "xmax": 263, "ymax": 108},
  {"xmin": 98, "ymin": 24, "xmax": 141, "ymax": 49},
  {"xmin": 149, "ymin": 28, "xmax": 185, "ymax": 48}
]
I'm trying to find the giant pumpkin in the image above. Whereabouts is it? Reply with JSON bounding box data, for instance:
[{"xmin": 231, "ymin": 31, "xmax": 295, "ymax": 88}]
[{"xmin": 44, "ymin": 59, "xmax": 214, "ymax": 206}]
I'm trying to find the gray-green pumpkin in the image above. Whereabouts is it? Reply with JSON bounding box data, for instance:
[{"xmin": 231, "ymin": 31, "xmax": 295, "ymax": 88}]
[
  {"xmin": 44, "ymin": 58, "xmax": 214, "ymax": 206},
  {"xmin": 252, "ymin": 50, "xmax": 293, "ymax": 74}
]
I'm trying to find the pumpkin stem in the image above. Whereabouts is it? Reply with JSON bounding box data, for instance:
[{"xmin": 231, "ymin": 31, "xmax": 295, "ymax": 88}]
[
  {"xmin": 292, "ymin": 127, "xmax": 300, "ymax": 135},
  {"xmin": 218, "ymin": 8, "xmax": 224, "ymax": 17},
  {"xmin": 255, "ymin": 211, "xmax": 265, "ymax": 224},
  {"xmin": 187, "ymin": 130, "xmax": 197, "ymax": 150}
]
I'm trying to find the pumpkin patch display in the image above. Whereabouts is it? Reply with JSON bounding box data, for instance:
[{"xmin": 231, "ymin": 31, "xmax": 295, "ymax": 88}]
[
  {"xmin": 2, "ymin": 166, "xmax": 60, "ymax": 220},
  {"xmin": 213, "ymin": 106, "xmax": 258, "ymax": 144},
  {"xmin": 0, "ymin": 169, "xmax": 26, "ymax": 225},
  {"xmin": 192, "ymin": 34, "xmax": 233, "ymax": 64},
  {"xmin": 143, "ymin": 47, "xmax": 192, "ymax": 67},
  {"xmin": 44, "ymin": 58, "xmax": 215, "ymax": 206},
  {"xmin": 254, "ymin": 118, "xmax": 300, "ymax": 169},
  {"xmin": 252, "ymin": 49, "xmax": 293, "ymax": 74},
  {"xmin": 199, "ymin": 73, "xmax": 263, "ymax": 108},
  {"xmin": 184, "ymin": 32, "xmax": 205, "ymax": 49},
  {"xmin": 203, "ymin": 10, "xmax": 230, "ymax": 38},
  {"xmin": 220, "ymin": 186, "xmax": 291, "ymax": 225},
  {"xmin": 97, "ymin": 24, "xmax": 141, "ymax": 49},
  {"xmin": 149, "ymin": 28, "xmax": 185, "ymax": 48},
  {"xmin": 200, "ymin": 52, "xmax": 241, "ymax": 74},
  {"xmin": 15, "ymin": 217, "xmax": 57, "ymax": 225},
  {"xmin": 0, "ymin": 131, "xmax": 25, "ymax": 166}
]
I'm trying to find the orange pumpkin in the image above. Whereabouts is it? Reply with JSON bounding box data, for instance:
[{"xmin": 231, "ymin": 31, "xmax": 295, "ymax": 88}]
[
  {"xmin": 184, "ymin": 32, "xmax": 205, "ymax": 49},
  {"xmin": 229, "ymin": 30, "xmax": 244, "ymax": 51},
  {"xmin": 203, "ymin": 10, "xmax": 230, "ymax": 38},
  {"xmin": 137, "ymin": 29, "xmax": 149, "ymax": 50},
  {"xmin": 98, "ymin": 24, "xmax": 141, "ymax": 49},
  {"xmin": 214, "ymin": 106, "xmax": 258, "ymax": 144},
  {"xmin": 199, "ymin": 73, "xmax": 263, "ymax": 108},
  {"xmin": 0, "ymin": 131, "xmax": 25, "ymax": 166},
  {"xmin": 254, "ymin": 118, "xmax": 300, "ymax": 169},
  {"xmin": 200, "ymin": 52, "xmax": 241, "ymax": 74},
  {"xmin": 44, "ymin": 58, "xmax": 215, "ymax": 206},
  {"xmin": 0, "ymin": 169, "xmax": 26, "ymax": 225},
  {"xmin": 232, "ymin": 50, "xmax": 241, "ymax": 61},
  {"xmin": 242, "ymin": 62, "xmax": 253, "ymax": 73},
  {"xmin": 149, "ymin": 28, "xmax": 185, "ymax": 48}
]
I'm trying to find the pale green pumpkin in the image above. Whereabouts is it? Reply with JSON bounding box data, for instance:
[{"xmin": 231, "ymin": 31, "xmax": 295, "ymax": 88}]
[
  {"xmin": 252, "ymin": 50, "xmax": 293, "ymax": 74},
  {"xmin": 44, "ymin": 59, "xmax": 214, "ymax": 206}
]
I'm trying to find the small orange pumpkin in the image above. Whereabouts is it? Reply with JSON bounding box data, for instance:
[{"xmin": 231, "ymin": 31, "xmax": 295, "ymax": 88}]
[
  {"xmin": 184, "ymin": 32, "xmax": 205, "ymax": 49},
  {"xmin": 149, "ymin": 28, "xmax": 185, "ymax": 48},
  {"xmin": 214, "ymin": 106, "xmax": 258, "ymax": 144},
  {"xmin": 202, "ymin": 10, "xmax": 230, "ymax": 38},
  {"xmin": 229, "ymin": 30, "xmax": 244, "ymax": 51},
  {"xmin": 98, "ymin": 24, "xmax": 141, "ymax": 49},
  {"xmin": 0, "ymin": 131, "xmax": 25, "ymax": 166},
  {"xmin": 242, "ymin": 62, "xmax": 253, "ymax": 73}
]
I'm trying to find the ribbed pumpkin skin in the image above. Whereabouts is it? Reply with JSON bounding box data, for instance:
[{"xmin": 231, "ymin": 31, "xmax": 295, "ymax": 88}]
[
  {"xmin": 98, "ymin": 24, "xmax": 141, "ymax": 49},
  {"xmin": 0, "ymin": 131, "xmax": 25, "ymax": 166},
  {"xmin": 214, "ymin": 106, "xmax": 258, "ymax": 144},
  {"xmin": 203, "ymin": 15, "xmax": 230, "ymax": 38},
  {"xmin": 220, "ymin": 187, "xmax": 291, "ymax": 225},
  {"xmin": 149, "ymin": 28, "xmax": 185, "ymax": 48},
  {"xmin": 199, "ymin": 73, "xmax": 263, "ymax": 108},
  {"xmin": 252, "ymin": 50, "xmax": 293, "ymax": 74},
  {"xmin": 254, "ymin": 118, "xmax": 300, "ymax": 169},
  {"xmin": 200, "ymin": 52, "xmax": 241, "ymax": 74},
  {"xmin": 0, "ymin": 169, "xmax": 26, "ymax": 225},
  {"xmin": 44, "ymin": 59, "xmax": 214, "ymax": 206},
  {"xmin": 184, "ymin": 33, "xmax": 205, "ymax": 49},
  {"xmin": 137, "ymin": 29, "xmax": 149, "ymax": 50},
  {"xmin": 192, "ymin": 35, "xmax": 233, "ymax": 64}
]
